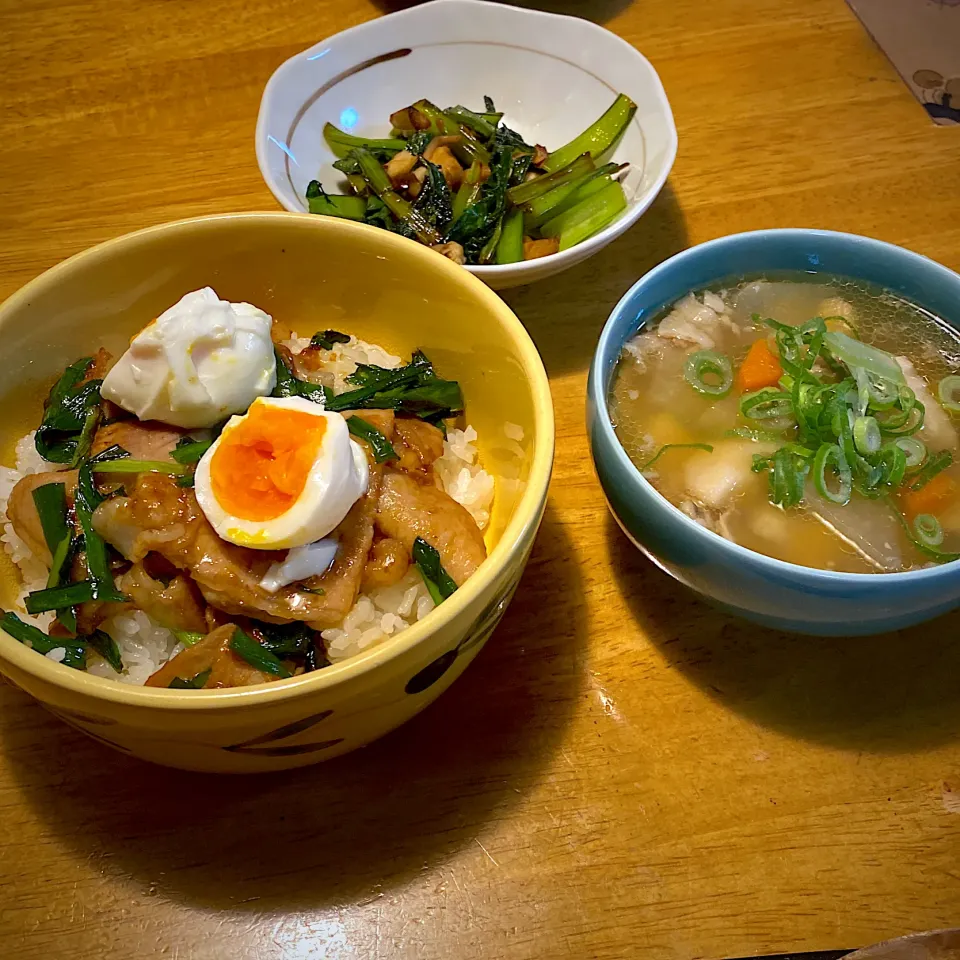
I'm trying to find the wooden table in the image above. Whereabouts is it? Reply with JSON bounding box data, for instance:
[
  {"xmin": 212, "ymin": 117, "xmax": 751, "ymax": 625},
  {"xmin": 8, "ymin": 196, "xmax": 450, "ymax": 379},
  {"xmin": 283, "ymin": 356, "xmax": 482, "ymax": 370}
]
[{"xmin": 3, "ymin": 0, "xmax": 960, "ymax": 957}]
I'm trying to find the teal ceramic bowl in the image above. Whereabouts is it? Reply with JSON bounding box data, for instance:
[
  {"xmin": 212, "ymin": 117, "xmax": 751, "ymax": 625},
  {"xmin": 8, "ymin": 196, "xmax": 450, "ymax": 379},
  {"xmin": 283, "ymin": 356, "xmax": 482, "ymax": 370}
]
[{"xmin": 587, "ymin": 229, "xmax": 960, "ymax": 636}]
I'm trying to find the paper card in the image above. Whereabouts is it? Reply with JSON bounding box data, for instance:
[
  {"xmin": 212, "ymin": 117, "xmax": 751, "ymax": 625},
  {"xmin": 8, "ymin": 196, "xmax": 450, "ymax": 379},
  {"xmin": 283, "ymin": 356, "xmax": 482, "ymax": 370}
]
[{"xmin": 846, "ymin": 0, "xmax": 960, "ymax": 125}]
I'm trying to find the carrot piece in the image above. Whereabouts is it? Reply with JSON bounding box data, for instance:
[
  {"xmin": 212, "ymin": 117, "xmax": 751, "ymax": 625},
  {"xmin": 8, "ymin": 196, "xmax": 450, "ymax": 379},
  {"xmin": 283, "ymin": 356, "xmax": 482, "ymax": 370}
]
[
  {"xmin": 736, "ymin": 339, "xmax": 783, "ymax": 393},
  {"xmin": 900, "ymin": 472, "xmax": 957, "ymax": 518}
]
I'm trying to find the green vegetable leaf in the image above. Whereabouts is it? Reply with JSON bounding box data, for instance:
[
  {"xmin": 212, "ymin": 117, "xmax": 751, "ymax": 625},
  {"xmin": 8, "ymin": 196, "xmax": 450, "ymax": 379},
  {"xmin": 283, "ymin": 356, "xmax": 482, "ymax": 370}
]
[
  {"xmin": 1, "ymin": 612, "xmax": 87, "ymax": 669},
  {"xmin": 271, "ymin": 349, "xmax": 331, "ymax": 405},
  {"xmin": 329, "ymin": 350, "xmax": 463, "ymax": 421},
  {"xmin": 172, "ymin": 629, "xmax": 204, "ymax": 647},
  {"xmin": 414, "ymin": 159, "xmax": 454, "ymax": 235},
  {"xmin": 171, "ymin": 437, "xmax": 213, "ymax": 464},
  {"xmin": 640, "ymin": 443, "xmax": 714, "ymax": 472},
  {"xmin": 35, "ymin": 358, "xmax": 104, "ymax": 464},
  {"xmin": 88, "ymin": 629, "xmax": 123, "ymax": 673},
  {"xmin": 229, "ymin": 627, "xmax": 292, "ymax": 679},
  {"xmin": 25, "ymin": 579, "xmax": 97, "ymax": 614},
  {"xmin": 32, "ymin": 483, "xmax": 69, "ymax": 555},
  {"xmin": 169, "ymin": 668, "xmax": 212, "ymax": 689},
  {"xmin": 310, "ymin": 330, "xmax": 351, "ymax": 351},
  {"xmin": 346, "ymin": 416, "xmax": 398, "ymax": 463},
  {"xmin": 412, "ymin": 537, "xmax": 457, "ymax": 606},
  {"xmin": 251, "ymin": 621, "xmax": 314, "ymax": 659},
  {"xmin": 73, "ymin": 463, "xmax": 129, "ymax": 604}
]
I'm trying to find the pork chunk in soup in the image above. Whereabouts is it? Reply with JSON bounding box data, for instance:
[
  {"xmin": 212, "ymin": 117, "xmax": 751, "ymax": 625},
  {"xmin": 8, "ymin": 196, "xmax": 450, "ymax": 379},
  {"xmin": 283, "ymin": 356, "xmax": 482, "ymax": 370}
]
[{"xmin": 609, "ymin": 276, "xmax": 960, "ymax": 573}]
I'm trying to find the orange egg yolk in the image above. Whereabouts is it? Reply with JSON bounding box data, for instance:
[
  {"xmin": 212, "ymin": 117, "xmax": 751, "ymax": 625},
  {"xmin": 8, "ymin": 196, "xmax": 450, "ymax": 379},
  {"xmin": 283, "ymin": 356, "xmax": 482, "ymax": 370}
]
[{"xmin": 210, "ymin": 406, "xmax": 328, "ymax": 521}]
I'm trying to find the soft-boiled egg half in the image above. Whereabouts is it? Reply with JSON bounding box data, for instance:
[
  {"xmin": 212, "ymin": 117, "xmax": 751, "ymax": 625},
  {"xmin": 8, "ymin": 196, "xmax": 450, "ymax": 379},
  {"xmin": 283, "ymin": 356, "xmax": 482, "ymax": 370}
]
[
  {"xmin": 194, "ymin": 396, "xmax": 369, "ymax": 550},
  {"xmin": 101, "ymin": 287, "xmax": 277, "ymax": 428}
]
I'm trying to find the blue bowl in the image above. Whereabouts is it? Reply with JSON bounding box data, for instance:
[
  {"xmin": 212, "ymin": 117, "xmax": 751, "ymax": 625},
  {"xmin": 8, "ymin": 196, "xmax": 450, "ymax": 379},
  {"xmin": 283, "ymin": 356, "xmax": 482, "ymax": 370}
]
[{"xmin": 587, "ymin": 229, "xmax": 960, "ymax": 636}]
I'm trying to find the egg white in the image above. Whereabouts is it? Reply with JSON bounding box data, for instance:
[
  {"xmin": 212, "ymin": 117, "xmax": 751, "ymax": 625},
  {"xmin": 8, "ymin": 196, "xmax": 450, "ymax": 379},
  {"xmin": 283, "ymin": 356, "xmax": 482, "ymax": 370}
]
[
  {"xmin": 194, "ymin": 396, "xmax": 369, "ymax": 550},
  {"xmin": 101, "ymin": 287, "xmax": 277, "ymax": 428}
]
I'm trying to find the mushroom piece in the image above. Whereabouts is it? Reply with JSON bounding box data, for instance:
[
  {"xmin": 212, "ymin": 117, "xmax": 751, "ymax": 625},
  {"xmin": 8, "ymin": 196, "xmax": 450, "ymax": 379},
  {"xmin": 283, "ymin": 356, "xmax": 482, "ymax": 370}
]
[{"xmin": 431, "ymin": 242, "xmax": 466, "ymax": 265}]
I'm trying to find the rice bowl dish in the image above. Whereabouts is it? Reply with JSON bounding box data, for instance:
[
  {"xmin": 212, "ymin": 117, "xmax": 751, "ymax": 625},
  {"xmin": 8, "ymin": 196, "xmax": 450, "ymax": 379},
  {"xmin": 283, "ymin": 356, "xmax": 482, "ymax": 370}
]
[{"xmin": 0, "ymin": 287, "xmax": 509, "ymax": 689}]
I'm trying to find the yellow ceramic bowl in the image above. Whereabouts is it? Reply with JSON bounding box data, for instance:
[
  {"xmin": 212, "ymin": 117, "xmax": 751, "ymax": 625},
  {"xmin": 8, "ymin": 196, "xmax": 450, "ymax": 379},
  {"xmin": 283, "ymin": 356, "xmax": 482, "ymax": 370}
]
[{"xmin": 0, "ymin": 213, "xmax": 554, "ymax": 772}]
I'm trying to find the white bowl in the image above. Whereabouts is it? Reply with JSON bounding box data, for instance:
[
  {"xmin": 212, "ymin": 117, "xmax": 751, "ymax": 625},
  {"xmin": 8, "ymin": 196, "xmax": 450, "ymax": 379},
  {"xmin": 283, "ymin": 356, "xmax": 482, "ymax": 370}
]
[{"xmin": 255, "ymin": 0, "xmax": 678, "ymax": 290}]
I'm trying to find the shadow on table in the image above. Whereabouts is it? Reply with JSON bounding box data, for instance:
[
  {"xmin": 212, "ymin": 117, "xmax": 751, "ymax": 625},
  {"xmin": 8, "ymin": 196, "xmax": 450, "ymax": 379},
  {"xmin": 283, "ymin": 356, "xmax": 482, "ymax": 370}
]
[
  {"xmin": 1, "ymin": 501, "xmax": 587, "ymax": 912},
  {"xmin": 373, "ymin": 0, "xmax": 635, "ymax": 24},
  {"xmin": 605, "ymin": 513, "xmax": 960, "ymax": 753},
  {"xmin": 502, "ymin": 183, "xmax": 688, "ymax": 377}
]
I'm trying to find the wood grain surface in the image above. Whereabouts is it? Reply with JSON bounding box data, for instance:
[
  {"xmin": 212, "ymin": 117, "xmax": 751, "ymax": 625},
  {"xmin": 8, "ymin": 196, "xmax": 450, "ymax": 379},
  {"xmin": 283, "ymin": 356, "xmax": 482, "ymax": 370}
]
[{"xmin": 3, "ymin": 0, "xmax": 960, "ymax": 958}]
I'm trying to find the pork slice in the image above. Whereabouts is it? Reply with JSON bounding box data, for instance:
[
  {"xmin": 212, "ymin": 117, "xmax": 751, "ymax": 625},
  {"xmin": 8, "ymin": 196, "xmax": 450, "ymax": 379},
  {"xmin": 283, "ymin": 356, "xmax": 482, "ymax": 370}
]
[
  {"xmin": 145, "ymin": 623, "xmax": 276, "ymax": 689},
  {"xmin": 118, "ymin": 562, "xmax": 208, "ymax": 632},
  {"xmin": 392, "ymin": 418, "xmax": 444, "ymax": 483},
  {"xmin": 375, "ymin": 470, "xmax": 486, "ymax": 585},
  {"xmin": 91, "ymin": 420, "xmax": 188, "ymax": 461},
  {"xmin": 6, "ymin": 470, "xmax": 79, "ymax": 565}
]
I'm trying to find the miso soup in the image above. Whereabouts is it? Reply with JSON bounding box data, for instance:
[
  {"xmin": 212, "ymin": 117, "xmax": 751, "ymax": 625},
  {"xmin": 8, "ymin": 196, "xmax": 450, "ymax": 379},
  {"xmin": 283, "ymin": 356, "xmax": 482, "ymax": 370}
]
[{"xmin": 609, "ymin": 276, "xmax": 960, "ymax": 573}]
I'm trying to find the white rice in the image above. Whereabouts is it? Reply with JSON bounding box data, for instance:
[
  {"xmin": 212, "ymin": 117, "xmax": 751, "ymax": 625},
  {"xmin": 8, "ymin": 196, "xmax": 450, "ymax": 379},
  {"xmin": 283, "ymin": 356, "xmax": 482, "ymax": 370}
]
[{"xmin": 0, "ymin": 336, "xmax": 499, "ymax": 680}]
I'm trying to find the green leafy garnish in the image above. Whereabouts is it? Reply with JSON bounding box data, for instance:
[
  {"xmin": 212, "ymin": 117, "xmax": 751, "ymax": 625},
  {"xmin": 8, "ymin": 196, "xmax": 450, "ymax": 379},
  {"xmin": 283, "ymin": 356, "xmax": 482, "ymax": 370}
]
[
  {"xmin": 169, "ymin": 668, "xmax": 211, "ymax": 689},
  {"xmin": 25, "ymin": 579, "xmax": 97, "ymax": 614},
  {"xmin": 92, "ymin": 459, "xmax": 188, "ymax": 476},
  {"xmin": 88, "ymin": 629, "xmax": 123, "ymax": 673},
  {"xmin": 170, "ymin": 437, "xmax": 212, "ymax": 464},
  {"xmin": 346, "ymin": 416, "xmax": 398, "ymax": 463},
  {"xmin": 0, "ymin": 612, "xmax": 86, "ymax": 669},
  {"xmin": 72, "ymin": 463, "xmax": 129, "ymax": 604},
  {"xmin": 907, "ymin": 450, "xmax": 953, "ymax": 491},
  {"xmin": 412, "ymin": 537, "xmax": 457, "ymax": 606},
  {"xmin": 172, "ymin": 629, "xmax": 204, "ymax": 647},
  {"xmin": 272, "ymin": 349, "xmax": 331, "ymax": 404},
  {"xmin": 31, "ymin": 481, "xmax": 78, "ymax": 631},
  {"xmin": 35, "ymin": 358, "xmax": 103, "ymax": 464},
  {"xmin": 229, "ymin": 627, "xmax": 292, "ymax": 679},
  {"xmin": 328, "ymin": 350, "xmax": 463, "ymax": 421},
  {"xmin": 309, "ymin": 330, "xmax": 351, "ymax": 351},
  {"xmin": 640, "ymin": 443, "xmax": 713, "ymax": 472}
]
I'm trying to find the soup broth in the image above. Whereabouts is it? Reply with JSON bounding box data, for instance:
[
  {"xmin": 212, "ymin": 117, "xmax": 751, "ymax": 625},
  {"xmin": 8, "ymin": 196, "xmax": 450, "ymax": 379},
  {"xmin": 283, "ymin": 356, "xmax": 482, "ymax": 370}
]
[{"xmin": 609, "ymin": 275, "xmax": 960, "ymax": 573}]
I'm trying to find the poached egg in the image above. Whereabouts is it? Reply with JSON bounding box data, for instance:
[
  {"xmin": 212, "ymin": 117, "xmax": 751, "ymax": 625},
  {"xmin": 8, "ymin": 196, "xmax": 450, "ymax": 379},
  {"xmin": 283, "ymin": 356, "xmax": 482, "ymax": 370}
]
[
  {"xmin": 194, "ymin": 396, "xmax": 369, "ymax": 550},
  {"xmin": 101, "ymin": 287, "xmax": 277, "ymax": 428}
]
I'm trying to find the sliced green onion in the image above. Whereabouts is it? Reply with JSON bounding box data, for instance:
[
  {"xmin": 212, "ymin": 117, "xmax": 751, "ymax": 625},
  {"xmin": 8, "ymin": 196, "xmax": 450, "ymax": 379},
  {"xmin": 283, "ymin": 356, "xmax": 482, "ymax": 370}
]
[
  {"xmin": 0, "ymin": 612, "xmax": 86, "ymax": 669},
  {"xmin": 823, "ymin": 331, "xmax": 905, "ymax": 384},
  {"xmin": 769, "ymin": 446, "xmax": 810, "ymax": 508},
  {"xmin": 47, "ymin": 534, "xmax": 73, "ymax": 589},
  {"xmin": 853, "ymin": 415, "xmax": 881, "ymax": 455},
  {"xmin": 25, "ymin": 579, "xmax": 97, "ymax": 614},
  {"xmin": 73, "ymin": 465, "xmax": 129, "ymax": 604},
  {"xmin": 684, "ymin": 351, "xmax": 733, "ymax": 397},
  {"xmin": 169, "ymin": 668, "xmax": 211, "ymax": 689},
  {"xmin": 346, "ymin": 416, "xmax": 398, "ymax": 463},
  {"xmin": 914, "ymin": 513, "xmax": 944, "ymax": 547},
  {"xmin": 886, "ymin": 497, "xmax": 960, "ymax": 564},
  {"xmin": 172, "ymin": 629, "xmax": 204, "ymax": 647},
  {"xmin": 412, "ymin": 537, "xmax": 457, "ymax": 606},
  {"xmin": 877, "ymin": 442, "xmax": 907, "ymax": 488},
  {"xmin": 813, "ymin": 443, "xmax": 852, "ymax": 505},
  {"xmin": 938, "ymin": 375, "xmax": 960, "ymax": 413},
  {"xmin": 310, "ymin": 330, "xmax": 351, "ymax": 350},
  {"xmin": 31, "ymin": 483, "xmax": 69, "ymax": 555},
  {"xmin": 170, "ymin": 439, "xmax": 213, "ymax": 464},
  {"xmin": 907, "ymin": 449, "xmax": 953, "ymax": 491},
  {"xmin": 229, "ymin": 627, "xmax": 292, "ymax": 679},
  {"xmin": 88, "ymin": 629, "xmax": 123, "ymax": 673},
  {"xmin": 640, "ymin": 443, "xmax": 713, "ymax": 472},
  {"xmin": 92, "ymin": 459, "xmax": 188, "ymax": 475},
  {"xmin": 740, "ymin": 387, "xmax": 792, "ymax": 420},
  {"xmin": 895, "ymin": 436, "xmax": 927, "ymax": 468}
]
